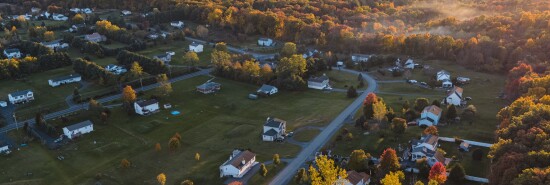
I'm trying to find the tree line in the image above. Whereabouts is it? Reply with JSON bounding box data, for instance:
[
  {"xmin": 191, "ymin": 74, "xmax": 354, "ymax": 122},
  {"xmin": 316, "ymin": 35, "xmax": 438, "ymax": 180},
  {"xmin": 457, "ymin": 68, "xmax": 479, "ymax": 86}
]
[
  {"xmin": 0, "ymin": 52, "xmax": 71, "ymax": 80},
  {"xmin": 73, "ymin": 58, "xmax": 117, "ymax": 86},
  {"xmin": 116, "ymin": 50, "xmax": 167, "ymax": 75}
]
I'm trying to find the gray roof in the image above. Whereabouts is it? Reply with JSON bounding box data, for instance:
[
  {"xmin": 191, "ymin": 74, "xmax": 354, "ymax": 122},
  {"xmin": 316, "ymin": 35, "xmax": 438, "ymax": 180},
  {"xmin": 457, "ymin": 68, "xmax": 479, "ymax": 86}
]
[
  {"xmin": 412, "ymin": 146, "xmax": 436, "ymax": 157},
  {"xmin": 190, "ymin": 42, "xmax": 201, "ymax": 47},
  {"xmin": 258, "ymin": 84, "xmax": 276, "ymax": 93},
  {"xmin": 4, "ymin": 48, "xmax": 20, "ymax": 53},
  {"xmin": 263, "ymin": 129, "xmax": 278, "ymax": 136},
  {"xmin": 265, "ymin": 117, "xmax": 285, "ymax": 128},
  {"xmin": 50, "ymin": 74, "xmax": 81, "ymax": 82},
  {"xmin": 196, "ymin": 81, "xmax": 220, "ymax": 89},
  {"xmin": 65, "ymin": 120, "xmax": 93, "ymax": 131},
  {"xmin": 10, "ymin": 89, "xmax": 32, "ymax": 97},
  {"xmin": 136, "ymin": 99, "xmax": 158, "ymax": 107},
  {"xmin": 154, "ymin": 53, "xmax": 170, "ymax": 58},
  {"xmin": 309, "ymin": 76, "xmax": 329, "ymax": 83},
  {"xmin": 259, "ymin": 37, "xmax": 271, "ymax": 41}
]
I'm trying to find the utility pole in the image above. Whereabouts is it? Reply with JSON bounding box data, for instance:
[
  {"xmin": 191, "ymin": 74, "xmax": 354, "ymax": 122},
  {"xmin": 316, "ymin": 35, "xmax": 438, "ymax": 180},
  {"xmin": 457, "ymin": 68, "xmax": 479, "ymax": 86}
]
[{"xmin": 12, "ymin": 113, "xmax": 18, "ymax": 131}]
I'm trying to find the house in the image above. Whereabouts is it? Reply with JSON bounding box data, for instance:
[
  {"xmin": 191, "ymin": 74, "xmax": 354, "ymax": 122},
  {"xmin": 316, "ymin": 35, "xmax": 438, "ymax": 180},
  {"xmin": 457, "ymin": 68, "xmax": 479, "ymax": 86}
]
[
  {"xmin": 258, "ymin": 38, "xmax": 273, "ymax": 46},
  {"xmin": 41, "ymin": 40, "xmax": 69, "ymax": 50},
  {"xmin": 69, "ymin": 24, "xmax": 86, "ymax": 32},
  {"xmin": 148, "ymin": 33, "xmax": 159, "ymax": 39},
  {"xmin": 344, "ymin": 170, "xmax": 371, "ymax": 185},
  {"xmin": 459, "ymin": 141, "xmax": 470, "ymax": 152},
  {"xmin": 8, "ymin": 90, "xmax": 34, "ymax": 104},
  {"xmin": 196, "ymin": 82, "xmax": 221, "ymax": 94},
  {"xmin": 153, "ymin": 53, "xmax": 171, "ymax": 64},
  {"xmin": 351, "ymin": 54, "xmax": 371, "ymax": 63},
  {"xmin": 219, "ymin": 150, "xmax": 258, "ymax": 178},
  {"xmin": 85, "ymin": 33, "xmax": 105, "ymax": 42},
  {"xmin": 0, "ymin": 101, "xmax": 7, "ymax": 107},
  {"xmin": 442, "ymin": 79, "xmax": 453, "ymax": 88},
  {"xmin": 121, "ymin": 10, "xmax": 132, "ymax": 16},
  {"xmin": 134, "ymin": 99, "xmax": 160, "ymax": 115},
  {"xmin": 82, "ymin": 8, "xmax": 93, "ymax": 14},
  {"xmin": 31, "ymin": 7, "xmax": 41, "ymax": 13},
  {"xmin": 105, "ymin": 64, "xmax": 127, "ymax": 75},
  {"xmin": 0, "ymin": 143, "xmax": 10, "ymax": 154},
  {"xmin": 69, "ymin": 8, "xmax": 81, "ymax": 13},
  {"xmin": 308, "ymin": 75, "xmax": 330, "ymax": 90},
  {"xmin": 404, "ymin": 59, "xmax": 415, "ymax": 69},
  {"xmin": 444, "ymin": 86, "xmax": 463, "ymax": 106},
  {"xmin": 456, "ymin": 77, "xmax": 470, "ymax": 84},
  {"xmin": 52, "ymin": 14, "xmax": 68, "ymax": 21},
  {"xmin": 436, "ymin": 70, "xmax": 451, "ymax": 81},
  {"xmin": 170, "ymin": 21, "xmax": 184, "ymax": 28},
  {"xmin": 63, "ymin": 120, "xmax": 94, "ymax": 139},
  {"xmin": 257, "ymin": 84, "xmax": 278, "ymax": 95},
  {"xmin": 410, "ymin": 134, "xmax": 446, "ymax": 167},
  {"xmin": 262, "ymin": 117, "xmax": 286, "ymax": 141},
  {"xmin": 418, "ymin": 105, "xmax": 442, "ymax": 127},
  {"xmin": 189, "ymin": 42, "xmax": 204, "ymax": 53},
  {"xmin": 3, "ymin": 48, "xmax": 21, "ymax": 59},
  {"xmin": 48, "ymin": 74, "xmax": 81, "ymax": 87},
  {"xmin": 429, "ymin": 150, "xmax": 452, "ymax": 166},
  {"xmin": 302, "ymin": 49, "xmax": 320, "ymax": 59}
]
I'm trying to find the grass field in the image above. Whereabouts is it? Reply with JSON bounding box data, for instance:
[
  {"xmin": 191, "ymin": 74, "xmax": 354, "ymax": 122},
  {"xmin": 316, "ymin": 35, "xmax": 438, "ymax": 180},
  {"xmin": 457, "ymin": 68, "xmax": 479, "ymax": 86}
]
[
  {"xmin": 1, "ymin": 75, "xmax": 354, "ymax": 185},
  {"xmin": 248, "ymin": 163, "xmax": 287, "ymax": 185},
  {"xmin": 292, "ymin": 129, "xmax": 321, "ymax": 142},
  {"xmin": 325, "ymin": 70, "xmax": 366, "ymax": 90}
]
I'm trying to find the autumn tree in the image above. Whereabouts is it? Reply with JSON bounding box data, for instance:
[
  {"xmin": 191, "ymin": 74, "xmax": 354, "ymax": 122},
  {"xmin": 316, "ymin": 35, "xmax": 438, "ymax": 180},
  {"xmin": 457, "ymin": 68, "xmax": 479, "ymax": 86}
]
[
  {"xmin": 120, "ymin": 158, "xmax": 131, "ymax": 169},
  {"xmin": 157, "ymin": 173, "xmax": 166, "ymax": 185},
  {"xmin": 168, "ymin": 136, "xmax": 181, "ymax": 152},
  {"xmin": 273, "ymin": 154, "xmax": 281, "ymax": 166},
  {"xmin": 122, "ymin": 86, "xmax": 136, "ymax": 109},
  {"xmin": 380, "ymin": 171, "xmax": 404, "ymax": 185},
  {"xmin": 72, "ymin": 14, "xmax": 84, "ymax": 24},
  {"xmin": 196, "ymin": 25, "xmax": 209, "ymax": 38},
  {"xmin": 391, "ymin": 118, "xmax": 407, "ymax": 135},
  {"xmin": 126, "ymin": 62, "xmax": 144, "ymax": 89},
  {"xmin": 363, "ymin": 93, "xmax": 378, "ymax": 118},
  {"xmin": 195, "ymin": 153, "xmax": 200, "ymax": 161},
  {"xmin": 446, "ymin": 104, "xmax": 458, "ymax": 120},
  {"xmin": 43, "ymin": 31, "xmax": 55, "ymax": 42},
  {"xmin": 415, "ymin": 181, "xmax": 425, "ymax": 185},
  {"xmin": 280, "ymin": 42, "xmax": 297, "ymax": 58},
  {"xmin": 373, "ymin": 100, "xmax": 388, "ymax": 123},
  {"xmin": 155, "ymin": 143, "xmax": 162, "ymax": 152},
  {"xmin": 294, "ymin": 168, "xmax": 309, "ymax": 184},
  {"xmin": 276, "ymin": 55, "xmax": 307, "ymax": 90},
  {"xmin": 449, "ymin": 164, "xmax": 466, "ymax": 182},
  {"xmin": 423, "ymin": 126, "xmax": 438, "ymax": 136},
  {"xmin": 259, "ymin": 64, "xmax": 274, "ymax": 83},
  {"xmin": 309, "ymin": 155, "xmax": 347, "ymax": 185},
  {"xmin": 184, "ymin": 51, "xmax": 199, "ymax": 70},
  {"xmin": 156, "ymin": 74, "xmax": 173, "ymax": 96},
  {"xmin": 429, "ymin": 162, "xmax": 447, "ymax": 184},
  {"xmin": 348, "ymin": 149, "xmax": 370, "ymax": 171},
  {"xmin": 379, "ymin": 148, "xmax": 400, "ymax": 175},
  {"xmin": 181, "ymin": 180, "xmax": 194, "ymax": 185},
  {"xmin": 260, "ymin": 163, "xmax": 268, "ymax": 177},
  {"xmin": 414, "ymin": 98, "xmax": 430, "ymax": 112}
]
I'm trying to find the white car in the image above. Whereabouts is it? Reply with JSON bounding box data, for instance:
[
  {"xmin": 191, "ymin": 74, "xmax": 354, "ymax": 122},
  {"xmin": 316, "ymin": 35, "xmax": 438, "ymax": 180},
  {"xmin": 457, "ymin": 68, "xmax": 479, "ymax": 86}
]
[
  {"xmin": 0, "ymin": 101, "xmax": 7, "ymax": 107},
  {"xmin": 407, "ymin": 80, "xmax": 418, "ymax": 84}
]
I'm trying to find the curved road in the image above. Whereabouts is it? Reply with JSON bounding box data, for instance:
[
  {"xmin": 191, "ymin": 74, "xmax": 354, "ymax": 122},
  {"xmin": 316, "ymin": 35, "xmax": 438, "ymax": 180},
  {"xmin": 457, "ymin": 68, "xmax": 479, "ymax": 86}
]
[{"xmin": 269, "ymin": 68, "xmax": 378, "ymax": 185}]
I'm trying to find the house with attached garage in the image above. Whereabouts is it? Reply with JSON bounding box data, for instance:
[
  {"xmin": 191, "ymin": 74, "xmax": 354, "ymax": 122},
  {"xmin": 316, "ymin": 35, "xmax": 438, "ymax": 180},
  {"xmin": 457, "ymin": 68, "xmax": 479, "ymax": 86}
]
[
  {"xmin": 409, "ymin": 134, "xmax": 451, "ymax": 166},
  {"xmin": 308, "ymin": 75, "xmax": 330, "ymax": 90},
  {"xmin": 344, "ymin": 170, "xmax": 371, "ymax": 185},
  {"xmin": 8, "ymin": 90, "xmax": 34, "ymax": 104},
  {"xmin": 189, "ymin": 42, "xmax": 204, "ymax": 53},
  {"xmin": 85, "ymin": 33, "xmax": 106, "ymax": 43},
  {"xmin": 418, "ymin": 105, "xmax": 442, "ymax": 127},
  {"xmin": 444, "ymin": 86, "xmax": 463, "ymax": 106},
  {"xmin": 63, "ymin": 120, "xmax": 94, "ymax": 139},
  {"xmin": 196, "ymin": 81, "xmax": 221, "ymax": 94},
  {"xmin": 3, "ymin": 48, "xmax": 21, "ymax": 59},
  {"xmin": 0, "ymin": 142, "xmax": 11, "ymax": 154},
  {"xmin": 262, "ymin": 117, "xmax": 287, "ymax": 141},
  {"xmin": 170, "ymin": 21, "xmax": 184, "ymax": 28},
  {"xmin": 219, "ymin": 150, "xmax": 258, "ymax": 178},
  {"xmin": 41, "ymin": 40, "xmax": 69, "ymax": 50},
  {"xmin": 48, "ymin": 74, "xmax": 81, "ymax": 87},
  {"xmin": 134, "ymin": 99, "xmax": 160, "ymax": 116},
  {"xmin": 52, "ymin": 14, "xmax": 68, "ymax": 21},
  {"xmin": 153, "ymin": 53, "xmax": 171, "ymax": 64},
  {"xmin": 258, "ymin": 38, "xmax": 273, "ymax": 46},
  {"xmin": 257, "ymin": 84, "xmax": 278, "ymax": 95},
  {"xmin": 105, "ymin": 64, "xmax": 127, "ymax": 75},
  {"xmin": 351, "ymin": 54, "xmax": 371, "ymax": 63}
]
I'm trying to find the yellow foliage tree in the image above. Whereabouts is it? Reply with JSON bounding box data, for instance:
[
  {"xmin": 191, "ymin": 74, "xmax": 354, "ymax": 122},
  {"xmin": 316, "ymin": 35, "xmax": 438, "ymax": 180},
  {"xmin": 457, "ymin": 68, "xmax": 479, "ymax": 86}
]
[
  {"xmin": 309, "ymin": 155, "xmax": 347, "ymax": 185},
  {"xmin": 380, "ymin": 171, "xmax": 405, "ymax": 185},
  {"xmin": 43, "ymin": 31, "xmax": 55, "ymax": 41},
  {"xmin": 157, "ymin": 173, "xmax": 166, "ymax": 185},
  {"xmin": 120, "ymin": 158, "xmax": 131, "ymax": 168},
  {"xmin": 155, "ymin": 143, "xmax": 161, "ymax": 152},
  {"xmin": 195, "ymin": 153, "xmax": 200, "ymax": 161},
  {"xmin": 122, "ymin": 86, "xmax": 136, "ymax": 105},
  {"xmin": 373, "ymin": 100, "xmax": 388, "ymax": 123}
]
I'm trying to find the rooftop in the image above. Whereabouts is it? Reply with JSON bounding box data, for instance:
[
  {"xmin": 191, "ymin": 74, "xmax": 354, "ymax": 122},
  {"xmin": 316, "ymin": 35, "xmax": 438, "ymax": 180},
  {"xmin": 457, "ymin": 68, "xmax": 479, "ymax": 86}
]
[
  {"xmin": 265, "ymin": 117, "xmax": 286, "ymax": 128},
  {"xmin": 258, "ymin": 84, "xmax": 277, "ymax": 92},
  {"xmin": 308, "ymin": 75, "xmax": 329, "ymax": 83},
  {"xmin": 64, "ymin": 120, "xmax": 93, "ymax": 131},
  {"xmin": 223, "ymin": 150, "xmax": 256, "ymax": 169},
  {"xmin": 50, "ymin": 74, "xmax": 81, "ymax": 82},
  {"xmin": 136, "ymin": 99, "xmax": 159, "ymax": 107},
  {"xmin": 423, "ymin": 105, "xmax": 442, "ymax": 116},
  {"xmin": 347, "ymin": 170, "xmax": 370, "ymax": 185},
  {"xmin": 10, "ymin": 89, "xmax": 32, "ymax": 97},
  {"xmin": 4, "ymin": 48, "xmax": 20, "ymax": 53}
]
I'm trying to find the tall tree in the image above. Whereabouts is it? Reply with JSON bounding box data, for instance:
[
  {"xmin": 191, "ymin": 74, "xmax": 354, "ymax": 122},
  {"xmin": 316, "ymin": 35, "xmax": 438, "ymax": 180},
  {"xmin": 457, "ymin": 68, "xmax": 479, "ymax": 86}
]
[
  {"xmin": 128, "ymin": 62, "xmax": 144, "ymax": 89},
  {"xmin": 156, "ymin": 74, "xmax": 172, "ymax": 96},
  {"xmin": 379, "ymin": 148, "xmax": 400, "ymax": 175},
  {"xmin": 446, "ymin": 104, "xmax": 457, "ymax": 120},
  {"xmin": 184, "ymin": 51, "xmax": 199, "ymax": 70},
  {"xmin": 348, "ymin": 149, "xmax": 370, "ymax": 171},
  {"xmin": 391, "ymin": 118, "xmax": 407, "ymax": 135},
  {"xmin": 168, "ymin": 136, "xmax": 180, "ymax": 152},
  {"xmin": 449, "ymin": 164, "xmax": 466, "ymax": 182},
  {"xmin": 414, "ymin": 98, "xmax": 430, "ymax": 112},
  {"xmin": 309, "ymin": 155, "xmax": 347, "ymax": 185},
  {"xmin": 157, "ymin": 173, "xmax": 166, "ymax": 185},
  {"xmin": 380, "ymin": 171, "xmax": 404, "ymax": 185},
  {"xmin": 280, "ymin": 42, "xmax": 297, "ymax": 58},
  {"xmin": 363, "ymin": 93, "xmax": 378, "ymax": 118},
  {"xmin": 273, "ymin": 154, "xmax": 281, "ymax": 166},
  {"xmin": 195, "ymin": 153, "xmax": 200, "ymax": 161},
  {"xmin": 294, "ymin": 168, "xmax": 309, "ymax": 184},
  {"xmin": 373, "ymin": 100, "xmax": 388, "ymax": 123},
  {"xmin": 122, "ymin": 85, "xmax": 137, "ymax": 107},
  {"xmin": 260, "ymin": 163, "xmax": 268, "ymax": 177},
  {"xmin": 429, "ymin": 162, "xmax": 447, "ymax": 184}
]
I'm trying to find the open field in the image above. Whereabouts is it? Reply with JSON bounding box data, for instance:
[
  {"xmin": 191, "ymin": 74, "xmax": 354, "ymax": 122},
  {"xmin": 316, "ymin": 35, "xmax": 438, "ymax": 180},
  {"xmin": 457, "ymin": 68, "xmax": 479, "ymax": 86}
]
[
  {"xmin": 292, "ymin": 129, "xmax": 320, "ymax": 143},
  {"xmin": 248, "ymin": 163, "xmax": 287, "ymax": 185},
  {"xmin": 1, "ymin": 75, "xmax": 354, "ymax": 185},
  {"xmin": 325, "ymin": 70, "xmax": 366, "ymax": 90}
]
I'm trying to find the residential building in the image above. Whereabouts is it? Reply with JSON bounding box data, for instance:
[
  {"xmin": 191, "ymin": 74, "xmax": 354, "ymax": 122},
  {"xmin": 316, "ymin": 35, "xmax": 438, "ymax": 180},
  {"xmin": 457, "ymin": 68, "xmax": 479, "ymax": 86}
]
[
  {"xmin": 459, "ymin": 142, "xmax": 470, "ymax": 152},
  {"xmin": 345, "ymin": 170, "xmax": 371, "ymax": 185},
  {"xmin": 148, "ymin": 33, "xmax": 159, "ymax": 39},
  {"xmin": 258, "ymin": 38, "xmax": 273, "ymax": 46},
  {"xmin": 105, "ymin": 64, "xmax": 127, "ymax": 75},
  {"xmin": 302, "ymin": 48, "xmax": 320, "ymax": 59},
  {"xmin": 153, "ymin": 53, "xmax": 171, "ymax": 64},
  {"xmin": 171, "ymin": 21, "xmax": 184, "ymax": 28},
  {"xmin": 444, "ymin": 86, "xmax": 463, "ymax": 106},
  {"xmin": 219, "ymin": 150, "xmax": 258, "ymax": 178},
  {"xmin": 63, "ymin": 120, "xmax": 94, "ymax": 139},
  {"xmin": 196, "ymin": 82, "xmax": 221, "ymax": 94},
  {"xmin": 409, "ymin": 134, "xmax": 450, "ymax": 167},
  {"xmin": 3, "ymin": 48, "xmax": 21, "ymax": 59},
  {"xmin": 351, "ymin": 54, "xmax": 371, "ymax": 63},
  {"xmin": 404, "ymin": 59, "xmax": 415, "ymax": 69},
  {"xmin": 121, "ymin": 10, "xmax": 132, "ymax": 16},
  {"xmin": 189, "ymin": 42, "xmax": 204, "ymax": 53},
  {"xmin": 82, "ymin": 8, "xmax": 93, "ymax": 14},
  {"xmin": 134, "ymin": 99, "xmax": 160, "ymax": 115},
  {"xmin": 308, "ymin": 75, "xmax": 330, "ymax": 90},
  {"xmin": 436, "ymin": 70, "xmax": 451, "ymax": 81},
  {"xmin": 456, "ymin": 77, "xmax": 471, "ymax": 84},
  {"xmin": 8, "ymin": 90, "xmax": 34, "ymax": 104},
  {"xmin": 48, "ymin": 74, "xmax": 81, "ymax": 87},
  {"xmin": 0, "ymin": 101, "xmax": 7, "ymax": 107},
  {"xmin": 69, "ymin": 24, "xmax": 86, "ymax": 32},
  {"xmin": 418, "ymin": 105, "xmax": 442, "ymax": 127},
  {"xmin": 41, "ymin": 40, "xmax": 69, "ymax": 50},
  {"xmin": 0, "ymin": 143, "xmax": 10, "ymax": 154},
  {"xmin": 262, "ymin": 117, "xmax": 286, "ymax": 141},
  {"xmin": 31, "ymin": 7, "xmax": 41, "ymax": 13},
  {"xmin": 52, "ymin": 14, "xmax": 68, "ymax": 21},
  {"xmin": 442, "ymin": 79, "xmax": 453, "ymax": 88},
  {"xmin": 257, "ymin": 84, "xmax": 278, "ymax": 95},
  {"xmin": 85, "ymin": 33, "xmax": 105, "ymax": 43},
  {"xmin": 69, "ymin": 8, "xmax": 81, "ymax": 13}
]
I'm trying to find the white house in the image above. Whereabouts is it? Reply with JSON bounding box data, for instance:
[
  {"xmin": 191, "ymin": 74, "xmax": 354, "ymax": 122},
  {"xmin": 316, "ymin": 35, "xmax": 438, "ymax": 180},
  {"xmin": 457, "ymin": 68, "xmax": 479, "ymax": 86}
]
[
  {"xmin": 418, "ymin": 105, "xmax": 442, "ymax": 127},
  {"xmin": 262, "ymin": 117, "xmax": 286, "ymax": 141},
  {"xmin": 442, "ymin": 79, "xmax": 453, "ymax": 88},
  {"xmin": 170, "ymin": 21, "xmax": 184, "ymax": 28},
  {"xmin": 456, "ymin": 77, "xmax": 470, "ymax": 84},
  {"xmin": 0, "ymin": 143, "xmax": 10, "ymax": 154},
  {"xmin": 344, "ymin": 170, "xmax": 371, "ymax": 185},
  {"xmin": 308, "ymin": 75, "xmax": 330, "ymax": 90},
  {"xmin": 121, "ymin": 10, "xmax": 132, "ymax": 16},
  {"xmin": 409, "ymin": 134, "xmax": 450, "ymax": 166},
  {"xmin": 134, "ymin": 99, "xmax": 160, "ymax": 116},
  {"xmin": 48, "ymin": 74, "xmax": 81, "ymax": 87},
  {"xmin": 70, "ymin": 8, "xmax": 81, "ymax": 13},
  {"xmin": 8, "ymin": 90, "xmax": 34, "ymax": 104},
  {"xmin": 82, "ymin": 8, "xmax": 93, "ymax": 14},
  {"xmin": 351, "ymin": 54, "xmax": 371, "ymax": 63},
  {"xmin": 258, "ymin": 38, "xmax": 273, "ymax": 46},
  {"xmin": 257, "ymin": 84, "xmax": 278, "ymax": 95},
  {"xmin": 153, "ymin": 53, "xmax": 171, "ymax": 64},
  {"xmin": 52, "ymin": 14, "xmax": 68, "ymax": 21},
  {"xmin": 436, "ymin": 70, "xmax": 451, "ymax": 81},
  {"xmin": 189, "ymin": 42, "xmax": 204, "ymax": 53},
  {"xmin": 3, "ymin": 48, "xmax": 21, "ymax": 59},
  {"xmin": 63, "ymin": 120, "xmax": 94, "ymax": 139},
  {"xmin": 0, "ymin": 101, "xmax": 7, "ymax": 107},
  {"xmin": 302, "ymin": 48, "xmax": 320, "ymax": 59},
  {"xmin": 219, "ymin": 150, "xmax": 258, "ymax": 178},
  {"xmin": 404, "ymin": 59, "xmax": 415, "ymax": 69},
  {"xmin": 41, "ymin": 40, "xmax": 69, "ymax": 50},
  {"xmin": 105, "ymin": 64, "xmax": 127, "ymax": 75},
  {"xmin": 444, "ymin": 86, "xmax": 463, "ymax": 106},
  {"xmin": 85, "ymin": 33, "xmax": 106, "ymax": 43}
]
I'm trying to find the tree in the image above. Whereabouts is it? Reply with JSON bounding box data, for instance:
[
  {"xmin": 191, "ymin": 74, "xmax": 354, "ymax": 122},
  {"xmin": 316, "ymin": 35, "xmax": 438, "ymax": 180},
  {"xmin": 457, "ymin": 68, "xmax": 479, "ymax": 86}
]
[
  {"xmin": 446, "ymin": 105, "xmax": 458, "ymax": 120},
  {"xmin": 344, "ymin": 132, "xmax": 354, "ymax": 141},
  {"xmin": 122, "ymin": 86, "xmax": 137, "ymax": 108},
  {"xmin": 72, "ymin": 14, "xmax": 84, "ymax": 24},
  {"xmin": 347, "ymin": 86, "xmax": 358, "ymax": 98},
  {"xmin": 294, "ymin": 168, "xmax": 308, "ymax": 184},
  {"xmin": 89, "ymin": 99, "xmax": 103, "ymax": 115},
  {"xmin": 417, "ymin": 158, "xmax": 430, "ymax": 178},
  {"xmin": 43, "ymin": 31, "xmax": 55, "ymax": 42},
  {"xmin": 309, "ymin": 155, "xmax": 347, "ymax": 185},
  {"xmin": 373, "ymin": 100, "xmax": 388, "ymax": 123},
  {"xmin": 379, "ymin": 148, "xmax": 400, "ymax": 175},
  {"xmin": 260, "ymin": 163, "xmax": 268, "ymax": 177},
  {"xmin": 196, "ymin": 25, "xmax": 209, "ymax": 38},
  {"xmin": 414, "ymin": 98, "xmax": 430, "ymax": 112},
  {"xmin": 72, "ymin": 87, "xmax": 81, "ymax": 102},
  {"xmin": 184, "ymin": 51, "xmax": 199, "ymax": 70},
  {"xmin": 380, "ymin": 171, "xmax": 404, "ymax": 185},
  {"xmin": 415, "ymin": 181, "xmax": 425, "ymax": 185},
  {"xmin": 429, "ymin": 162, "xmax": 447, "ymax": 184},
  {"xmin": 228, "ymin": 181, "xmax": 243, "ymax": 185},
  {"xmin": 156, "ymin": 74, "xmax": 173, "ymax": 96},
  {"xmin": 391, "ymin": 118, "xmax": 407, "ymax": 135},
  {"xmin": 157, "ymin": 173, "xmax": 166, "ymax": 185},
  {"xmin": 428, "ymin": 180, "xmax": 439, "ymax": 185},
  {"xmin": 180, "ymin": 180, "xmax": 194, "ymax": 185},
  {"xmin": 431, "ymin": 100, "xmax": 441, "ymax": 107},
  {"xmin": 127, "ymin": 62, "xmax": 144, "ymax": 89},
  {"xmin": 280, "ymin": 42, "xmax": 297, "ymax": 58},
  {"xmin": 348, "ymin": 149, "xmax": 370, "ymax": 171},
  {"xmin": 195, "ymin": 153, "xmax": 200, "ymax": 161},
  {"xmin": 120, "ymin": 158, "xmax": 131, "ymax": 169},
  {"xmin": 155, "ymin": 143, "xmax": 162, "ymax": 152},
  {"xmin": 363, "ymin": 93, "xmax": 378, "ymax": 118},
  {"xmin": 168, "ymin": 136, "xmax": 181, "ymax": 152},
  {"xmin": 215, "ymin": 42, "xmax": 228, "ymax": 52},
  {"xmin": 273, "ymin": 154, "xmax": 281, "ymax": 166},
  {"xmin": 423, "ymin": 126, "xmax": 438, "ymax": 135},
  {"xmin": 472, "ymin": 148, "xmax": 483, "ymax": 161},
  {"xmin": 462, "ymin": 105, "xmax": 477, "ymax": 125},
  {"xmin": 449, "ymin": 164, "xmax": 466, "ymax": 182}
]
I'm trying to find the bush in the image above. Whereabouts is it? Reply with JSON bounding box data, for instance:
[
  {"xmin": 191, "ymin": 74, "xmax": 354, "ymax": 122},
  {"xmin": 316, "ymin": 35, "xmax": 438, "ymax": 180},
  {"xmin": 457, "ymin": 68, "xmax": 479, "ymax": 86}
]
[{"xmin": 472, "ymin": 148, "xmax": 483, "ymax": 161}]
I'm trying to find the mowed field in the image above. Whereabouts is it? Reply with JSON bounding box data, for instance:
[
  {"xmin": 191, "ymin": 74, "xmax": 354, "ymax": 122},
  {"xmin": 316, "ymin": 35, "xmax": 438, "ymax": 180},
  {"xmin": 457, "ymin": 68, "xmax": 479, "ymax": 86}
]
[{"xmin": 0, "ymin": 75, "xmax": 354, "ymax": 185}]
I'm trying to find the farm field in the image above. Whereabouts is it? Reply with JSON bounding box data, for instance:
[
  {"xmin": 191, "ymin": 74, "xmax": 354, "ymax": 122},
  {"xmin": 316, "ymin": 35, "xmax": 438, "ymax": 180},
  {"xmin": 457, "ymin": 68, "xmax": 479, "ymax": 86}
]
[{"xmin": 1, "ymin": 75, "xmax": 354, "ymax": 185}]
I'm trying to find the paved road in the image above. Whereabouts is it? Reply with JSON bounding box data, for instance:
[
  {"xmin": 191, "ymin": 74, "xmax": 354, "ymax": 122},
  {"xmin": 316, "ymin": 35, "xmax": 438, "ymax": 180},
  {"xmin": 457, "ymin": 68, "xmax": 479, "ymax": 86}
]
[
  {"xmin": 0, "ymin": 69, "xmax": 211, "ymax": 134},
  {"xmin": 185, "ymin": 37, "xmax": 276, "ymax": 61},
  {"xmin": 269, "ymin": 68, "xmax": 378, "ymax": 185}
]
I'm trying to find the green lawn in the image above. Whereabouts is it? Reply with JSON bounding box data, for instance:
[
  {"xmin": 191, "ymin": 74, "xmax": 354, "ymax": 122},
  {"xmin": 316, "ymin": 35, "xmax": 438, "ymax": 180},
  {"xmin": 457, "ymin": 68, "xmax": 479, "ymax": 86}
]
[
  {"xmin": 248, "ymin": 163, "xmax": 287, "ymax": 185},
  {"xmin": 1, "ymin": 76, "xmax": 353, "ymax": 185},
  {"xmin": 292, "ymin": 129, "xmax": 320, "ymax": 142},
  {"xmin": 325, "ymin": 70, "xmax": 366, "ymax": 90},
  {"xmin": 138, "ymin": 40, "xmax": 213, "ymax": 67}
]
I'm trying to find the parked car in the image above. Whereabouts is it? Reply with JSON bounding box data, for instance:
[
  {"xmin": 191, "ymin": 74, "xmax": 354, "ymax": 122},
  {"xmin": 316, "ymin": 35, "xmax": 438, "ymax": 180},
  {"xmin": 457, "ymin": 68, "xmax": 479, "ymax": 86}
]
[
  {"xmin": 420, "ymin": 82, "xmax": 428, "ymax": 86},
  {"xmin": 407, "ymin": 80, "xmax": 418, "ymax": 84},
  {"xmin": 286, "ymin": 132, "xmax": 294, "ymax": 137},
  {"xmin": 465, "ymin": 97, "xmax": 472, "ymax": 101}
]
